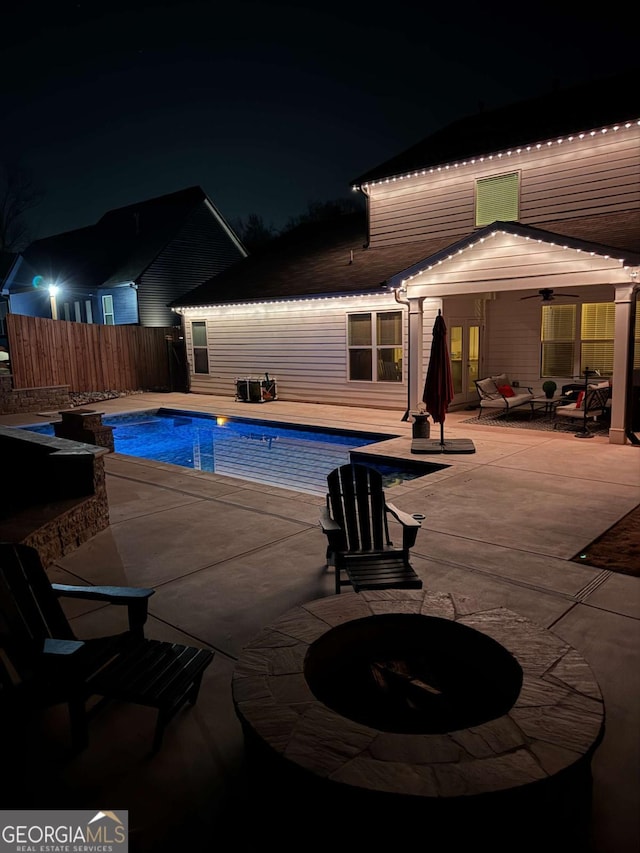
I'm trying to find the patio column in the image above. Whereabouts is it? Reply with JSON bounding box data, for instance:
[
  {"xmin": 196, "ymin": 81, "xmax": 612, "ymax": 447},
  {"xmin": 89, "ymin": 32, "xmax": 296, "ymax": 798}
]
[
  {"xmin": 407, "ymin": 296, "xmax": 424, "ymax": 414},
  {"xmin": 609, "ymin": 282, "xmax": 637, "ymax": 445}
]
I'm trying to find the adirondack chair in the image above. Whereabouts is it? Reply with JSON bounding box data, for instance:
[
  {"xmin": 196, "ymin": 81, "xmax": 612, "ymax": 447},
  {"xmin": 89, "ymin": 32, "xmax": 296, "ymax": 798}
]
[
  {"xmin": 320, "ymin": 463, "xmax": 423, "ymax": 594},
  {"xmin": 0, "ymin": 542, "xmax": 214, "ymax": 754}
]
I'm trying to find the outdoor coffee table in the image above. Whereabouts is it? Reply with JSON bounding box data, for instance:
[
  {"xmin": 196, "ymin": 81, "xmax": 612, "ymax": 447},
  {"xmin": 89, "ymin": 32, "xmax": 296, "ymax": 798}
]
[{"xmin": 529, "ymin": 395, "xmax": 565, "ymax": 418}]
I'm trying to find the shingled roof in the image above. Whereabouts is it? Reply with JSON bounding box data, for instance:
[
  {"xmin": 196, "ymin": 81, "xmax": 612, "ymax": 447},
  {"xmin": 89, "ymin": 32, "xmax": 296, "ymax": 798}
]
[
  {"xmin": 352, "ymin": 68, "xmax": 639, "ymax": 186},
  {"xmin": 171, "ymin": 211, "xmax": 457, "ymax": 307},
  {"xmin": 14, "ymin": 186, "xmax": 218, "ymax": 290}
]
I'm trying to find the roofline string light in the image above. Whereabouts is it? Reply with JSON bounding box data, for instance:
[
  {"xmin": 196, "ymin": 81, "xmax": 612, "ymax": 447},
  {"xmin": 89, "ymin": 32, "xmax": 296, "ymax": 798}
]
[
  {"xmin": 353, "ymin": 120, "xmax": 640, "ymax": 191},
  {"xmin": 174, "ymin": 291, "xmax": 394, "ymax": 314},
  {"xmin": 398, "ymin": 229, "xmax": 630, "ymax": 286}
]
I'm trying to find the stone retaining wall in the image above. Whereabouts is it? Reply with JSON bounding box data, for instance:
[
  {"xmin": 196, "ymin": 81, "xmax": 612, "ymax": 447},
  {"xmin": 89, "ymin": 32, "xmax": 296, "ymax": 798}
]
[
  {"xmin": 0, "ymin": 375, "xmax": 71, "ymax": 414},
  {"xmin": 0, "ymin": 425, "xmax": 109, "ymax": 566}
]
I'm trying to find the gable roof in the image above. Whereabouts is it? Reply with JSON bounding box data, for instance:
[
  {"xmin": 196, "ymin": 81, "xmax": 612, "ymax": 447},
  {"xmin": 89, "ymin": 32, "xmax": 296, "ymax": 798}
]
[
  {"xmin": 387, "ymin": 220, "xmax": 640, "ymax": 290},
  {"xmin": 352, "ymin": 68, "xmax": 640, "ymax": 187},
  {"xmin": 12, "ymin": 187, "xmax": 242, "ymax": 291},
  {"xmin": 172, "ymin": 209, "xmax": 640, "ymax": 308}
]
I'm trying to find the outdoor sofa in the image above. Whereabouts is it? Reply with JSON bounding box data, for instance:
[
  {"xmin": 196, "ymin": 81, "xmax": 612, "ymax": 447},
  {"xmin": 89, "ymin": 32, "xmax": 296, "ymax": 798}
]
[{"xmin": 474, "ymin": 374, "xmax": 534, "ymax": 418}]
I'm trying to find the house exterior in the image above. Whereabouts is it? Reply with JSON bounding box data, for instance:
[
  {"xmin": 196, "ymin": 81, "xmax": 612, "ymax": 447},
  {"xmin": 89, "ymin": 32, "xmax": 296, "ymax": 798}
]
[
  {"xmin": 171, "ymin": 70, "xmax": 640, "ymax": 446},
  {"xmin": 1, "ymin": 186, "xmax": 246, "ymax": 328}
]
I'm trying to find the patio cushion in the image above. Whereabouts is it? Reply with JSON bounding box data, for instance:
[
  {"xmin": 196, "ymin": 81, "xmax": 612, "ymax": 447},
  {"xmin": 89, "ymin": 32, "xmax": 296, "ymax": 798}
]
[
  {"xmin": 491, "ymin": 373, "xmax": 510, "ymax": 388},
  {"xmin": 476, "ymin": 378, "xmax": 501, "ymax": 400}
]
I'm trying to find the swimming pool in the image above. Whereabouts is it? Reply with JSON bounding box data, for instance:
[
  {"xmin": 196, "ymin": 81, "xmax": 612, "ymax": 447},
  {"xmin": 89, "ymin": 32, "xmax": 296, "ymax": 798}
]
[{"xmin": 24, "ymin": 408, "xmax": 442, "ymax": 496}]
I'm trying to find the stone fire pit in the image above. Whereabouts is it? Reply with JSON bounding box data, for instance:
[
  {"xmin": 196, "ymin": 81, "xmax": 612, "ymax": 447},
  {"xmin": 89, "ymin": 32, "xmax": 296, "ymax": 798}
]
[{"xmin": 232, "ymin": 591, "xmax": 604, "ymax": 850}]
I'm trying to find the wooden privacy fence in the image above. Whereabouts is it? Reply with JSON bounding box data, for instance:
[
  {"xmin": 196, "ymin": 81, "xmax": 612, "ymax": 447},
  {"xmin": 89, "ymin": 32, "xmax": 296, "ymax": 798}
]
[{"xmin": 7, "ymin": 315, "xmax": 176, "ymax": 392}]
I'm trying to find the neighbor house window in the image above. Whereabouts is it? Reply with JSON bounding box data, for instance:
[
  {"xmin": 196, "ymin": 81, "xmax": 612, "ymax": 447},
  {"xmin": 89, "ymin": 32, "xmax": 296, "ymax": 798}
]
[
  {"xmin": 541, "ymin": 302, "xmax": 618, "ymax": 377},
  {"xmin": 191, "ymin": 321, "xmax": 209, "ymax": 374},
  {"xmin": 102, "ymin": 295, "xmax": 115, "ymax": 325},
  {"xmin": 348, "ymin": 311, "xmax": 402, "ymax": 382},
  {"xmin": 475, "ymin": 172, "xmax": 519, "ymax": 226}
]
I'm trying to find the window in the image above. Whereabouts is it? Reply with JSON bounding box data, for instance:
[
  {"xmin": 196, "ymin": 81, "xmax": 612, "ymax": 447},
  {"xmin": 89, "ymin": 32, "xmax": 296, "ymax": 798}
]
[
  {"xmin": 541, "ymin": 302, "xmax": 621, "ymax": 377},
  {"xmin": 348, "ymin": 311, "xmax": 402, "ymax": 382},
  {"xmin": 476, "ymin": 172, "xmax": 519, "ymax": 226},
  {"xmin": 191, "ymin": 321, "xmax": 209, "ymax": 374},
  {"xmin": 541, "ymin": 304, "xmax": 576, "ymax": 376},
  {"xmin": 102, "ymin": 295, "xmax": 115, "ymax": 325}
]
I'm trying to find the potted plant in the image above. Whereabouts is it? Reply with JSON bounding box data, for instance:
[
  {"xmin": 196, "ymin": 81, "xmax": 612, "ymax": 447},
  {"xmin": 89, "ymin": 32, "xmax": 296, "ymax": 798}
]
[{"xmin": 542, "ymin": 380, "xmax": 557, "ymax": 399}]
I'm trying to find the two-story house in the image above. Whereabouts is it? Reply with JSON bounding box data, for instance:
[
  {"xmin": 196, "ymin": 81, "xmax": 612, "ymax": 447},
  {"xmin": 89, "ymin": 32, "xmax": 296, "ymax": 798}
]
[
  {"xmin": 171, "ymin": 70, "xmax": 639, "ymax": 446},
  {"xmin": 2, "ymin": 186, "xmax": 246, "ymax": 328}
]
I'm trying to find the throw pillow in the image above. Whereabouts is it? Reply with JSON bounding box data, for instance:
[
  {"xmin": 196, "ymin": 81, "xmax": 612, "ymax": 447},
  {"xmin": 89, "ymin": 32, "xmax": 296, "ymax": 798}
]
[
  {"xmin": 497, "ymin": 384, "xmax": 515, "ymax": 397},
  {"xmin": 476, "ymin": 378, "xmax": 502, "ymax": 400},
  {"xmin": 575, "ymin": 391, "xmax": 585, "ymax": 409},
  {"xmin": 491, "ymin": 373, "xmax": 510, "ymax": 389}
]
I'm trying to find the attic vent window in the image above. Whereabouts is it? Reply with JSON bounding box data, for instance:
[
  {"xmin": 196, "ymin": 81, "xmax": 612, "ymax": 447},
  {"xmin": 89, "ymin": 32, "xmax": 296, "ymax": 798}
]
[{"xmin": 475, "ymin": 172, "xmax": 519, "ymax": 227}]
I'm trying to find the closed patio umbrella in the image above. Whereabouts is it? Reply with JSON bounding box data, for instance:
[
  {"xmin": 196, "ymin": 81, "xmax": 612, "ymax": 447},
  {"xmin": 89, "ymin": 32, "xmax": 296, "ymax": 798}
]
[{"xmin": 412, "ymin": 310, "xmax": 475, "ymax": 454}]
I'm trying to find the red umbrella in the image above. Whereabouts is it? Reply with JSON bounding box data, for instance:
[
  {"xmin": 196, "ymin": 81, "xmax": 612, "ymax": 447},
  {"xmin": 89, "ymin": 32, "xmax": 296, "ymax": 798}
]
[
  {"xmin": 423, "ymin": 310, "xmax": 454, "ymax": 429},
  {"xmin": 416, "ymin": 310, "xmax": 475, "ymax": 454}
]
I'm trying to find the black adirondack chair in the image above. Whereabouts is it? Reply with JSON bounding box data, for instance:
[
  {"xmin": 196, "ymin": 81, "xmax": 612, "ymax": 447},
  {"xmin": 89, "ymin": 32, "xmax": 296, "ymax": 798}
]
[
  {"xmin": 0, "ymin": 542, "xmax": 214, "ymax": 754},
  {"xmin": 320, "ymin": 463, "xmax": 423, "ymax": 594}
]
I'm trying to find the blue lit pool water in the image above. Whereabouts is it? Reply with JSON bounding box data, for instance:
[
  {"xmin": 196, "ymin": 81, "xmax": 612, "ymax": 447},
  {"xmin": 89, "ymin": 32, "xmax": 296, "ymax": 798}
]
[{"xmin": 24, "ymin": 407, "xmax": 443, "ymax": 496}]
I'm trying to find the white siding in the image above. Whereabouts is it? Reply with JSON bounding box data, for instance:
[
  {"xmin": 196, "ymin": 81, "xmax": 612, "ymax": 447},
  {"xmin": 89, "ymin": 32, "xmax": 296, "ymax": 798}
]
[
  {"xmin": 183, "ymin": 295, "xmax": 409, "ymax": 410},
  {"xmin": 366, "ymin": 125, "xmax": 640, "ymax": 247}
]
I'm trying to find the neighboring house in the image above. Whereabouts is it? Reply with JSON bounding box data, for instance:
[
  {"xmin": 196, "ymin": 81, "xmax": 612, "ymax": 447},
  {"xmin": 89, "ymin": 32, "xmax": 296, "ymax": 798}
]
[
  {"xmin": 1, "ymin": 187, "xmax": 246, "ymax": 328},
  {"xmin": 171, "ymin": 70, "xmax": 640, "ymax": 446}
]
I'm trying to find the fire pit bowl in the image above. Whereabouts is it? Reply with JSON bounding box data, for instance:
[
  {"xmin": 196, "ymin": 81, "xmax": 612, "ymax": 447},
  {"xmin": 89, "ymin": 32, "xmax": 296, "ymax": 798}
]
[
  {"xmin": 305, "ymin": 613, "xmax": 523, "ymax": 734},
  {"xmin": 233, "ymin": 591, "xmax": 604, "ymax": 851}
]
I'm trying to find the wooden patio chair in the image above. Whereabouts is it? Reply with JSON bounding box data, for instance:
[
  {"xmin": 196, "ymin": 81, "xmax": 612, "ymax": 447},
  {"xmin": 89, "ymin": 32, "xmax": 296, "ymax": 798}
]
[
  {"xmin": 320, "ymin": 463, "xmax": 423, "ymax": 594},
  {"xmin": 0, "ymin": 542, "xmax": 214, "ymax": 754}
]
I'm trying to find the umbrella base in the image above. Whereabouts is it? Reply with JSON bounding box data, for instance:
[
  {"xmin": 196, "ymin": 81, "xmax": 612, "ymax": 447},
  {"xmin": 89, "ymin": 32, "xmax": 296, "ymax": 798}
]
[{"xmin": 411, "ymin": 438, "xmax": 476, "ymax": 454}]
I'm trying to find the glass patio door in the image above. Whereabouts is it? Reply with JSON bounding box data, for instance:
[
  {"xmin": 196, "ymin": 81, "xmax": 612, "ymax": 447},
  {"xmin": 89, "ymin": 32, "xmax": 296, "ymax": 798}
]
[{"xmin": 449, "ymin": 320, "xmax": 480, "ymax": 407}]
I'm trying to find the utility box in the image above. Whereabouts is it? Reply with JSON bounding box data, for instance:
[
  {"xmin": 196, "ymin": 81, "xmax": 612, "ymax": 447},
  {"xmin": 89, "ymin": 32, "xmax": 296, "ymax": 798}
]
[{"xmin": 235, "ymin": 376, "xmax": 277, "ymax": 403}]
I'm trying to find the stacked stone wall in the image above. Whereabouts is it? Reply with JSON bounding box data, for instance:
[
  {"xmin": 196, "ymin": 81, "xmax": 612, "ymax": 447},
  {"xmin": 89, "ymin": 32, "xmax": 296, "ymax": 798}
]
[{"xmin": 0, "ymin": 376, "xmax": 71, "ymax": 414}]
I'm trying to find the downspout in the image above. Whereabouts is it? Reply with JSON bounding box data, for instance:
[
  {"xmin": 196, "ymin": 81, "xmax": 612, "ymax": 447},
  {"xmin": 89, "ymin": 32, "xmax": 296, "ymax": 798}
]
[{"xmin": 394, "ymin": 286, "xmax": 424, "ymax": 421}]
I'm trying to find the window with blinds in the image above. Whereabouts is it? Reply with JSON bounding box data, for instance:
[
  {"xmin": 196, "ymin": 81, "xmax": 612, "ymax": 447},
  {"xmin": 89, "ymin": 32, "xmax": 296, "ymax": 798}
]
[
  {"xmin": 475, "ymin": 172, "xmax": 520, "ymax": 227},
  {"xmin": 581, "ymin": 303, "xmax": 615, "ymax": 375},
  {"xmin": 541, "ymin": 304, "xmax": 576, "ymax": 376},
  {"xmin": 541, "ymin": 302, "xmax": 622, "ymax": 377}
]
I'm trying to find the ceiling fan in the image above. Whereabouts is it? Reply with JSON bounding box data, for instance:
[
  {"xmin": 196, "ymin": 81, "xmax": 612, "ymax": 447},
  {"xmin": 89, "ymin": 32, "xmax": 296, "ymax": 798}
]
[{"xmin": 520, "ymin": 288, "xmax": 580, "ymax": 302}]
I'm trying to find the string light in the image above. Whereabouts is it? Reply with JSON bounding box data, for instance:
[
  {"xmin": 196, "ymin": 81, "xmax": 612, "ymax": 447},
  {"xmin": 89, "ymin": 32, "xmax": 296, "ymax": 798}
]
[
  {"xmin": 398, "ymin": 227, "xmax": 630, "ymax": 285},
  {"xmin": 354, "ymin": 120, "xmax": 639, "ymax": 191}
]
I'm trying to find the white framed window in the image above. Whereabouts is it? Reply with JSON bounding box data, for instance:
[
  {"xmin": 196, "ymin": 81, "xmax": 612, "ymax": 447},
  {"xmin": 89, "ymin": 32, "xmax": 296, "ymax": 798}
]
[
  {"xmin": 191, "ymin": 321, "xmax": 209, "ymax": 374},
  {"xmin": 476, "ymin": 172, "xmax": 520, "ymax": 226},
  {"xmin": 541, "ymin": 302, "xmax": 628, "ymax": 377},
  {"xmin": 102, "ymin": 294, "xmax": 115, "ymax": 325},
  {"xmin": 347, "ymin": 311, "xmax": 402, "ymax": 382}
]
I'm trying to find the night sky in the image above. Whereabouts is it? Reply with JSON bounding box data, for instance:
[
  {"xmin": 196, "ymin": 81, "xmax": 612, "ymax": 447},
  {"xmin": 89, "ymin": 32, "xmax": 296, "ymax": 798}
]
[{"xmin": 2, "ymin": 0, "xmax": 637, "ymax": 242}]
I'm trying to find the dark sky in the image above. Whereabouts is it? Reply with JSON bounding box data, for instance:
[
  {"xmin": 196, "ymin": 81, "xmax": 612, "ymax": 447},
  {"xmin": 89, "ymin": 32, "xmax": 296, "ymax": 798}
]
[{"xmin": 2, "ymin": 0, "xmax": 637, "ymax": 242}]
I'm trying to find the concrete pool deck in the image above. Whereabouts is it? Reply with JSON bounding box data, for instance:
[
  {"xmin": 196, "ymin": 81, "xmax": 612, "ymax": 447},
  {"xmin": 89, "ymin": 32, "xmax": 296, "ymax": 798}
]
[{"xmin": 1, "ymin": 391, "xmax": 639, "ymax": 852}]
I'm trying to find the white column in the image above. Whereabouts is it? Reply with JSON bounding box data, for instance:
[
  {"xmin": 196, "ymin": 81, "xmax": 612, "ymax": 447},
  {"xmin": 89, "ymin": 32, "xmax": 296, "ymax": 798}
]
[
  {"xmin": 609, "ymin": 283, "xmax": 637, "ymax": 445},
  {"xmin": 407, "ymin": 296, "xmax": 424, "ymax": 414}
]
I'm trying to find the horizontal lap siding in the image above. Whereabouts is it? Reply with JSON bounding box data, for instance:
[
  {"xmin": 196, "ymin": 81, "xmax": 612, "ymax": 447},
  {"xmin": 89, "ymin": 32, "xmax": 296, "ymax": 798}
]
[
  {"xmin": 7, "ymin": 315, "xmax": 173, "ymax": 391},
  {"xmin": 368, "ymin": 128, "xmax": 640, "ymax": 246},
  {"xmin": 138, "ymin": 202, "xmax": 245, "ymax": 327},
  {"xmin": 185, "ymin": 298, "xmax": 408, "ymax": 409}
]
